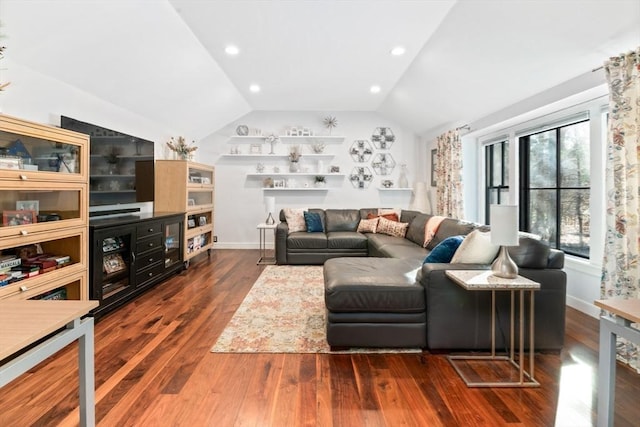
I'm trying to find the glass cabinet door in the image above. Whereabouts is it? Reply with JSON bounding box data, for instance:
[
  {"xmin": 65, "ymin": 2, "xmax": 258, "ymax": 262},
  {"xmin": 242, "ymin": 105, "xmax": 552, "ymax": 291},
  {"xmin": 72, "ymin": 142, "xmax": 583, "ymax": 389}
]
[
  {"xmin": 0, "ymin": 115, "xmax": 87, "ymax": 181},
  {"xmin": 0, "ymin": 184, "xmax": 86, "ymax": 238},
  {"xmin": 164, "ymin": 220, "xmax": 182, "ymax": 269},
  {"xmin": 97, "ymin": 232, "xmax": 133, "ymax": 301}
]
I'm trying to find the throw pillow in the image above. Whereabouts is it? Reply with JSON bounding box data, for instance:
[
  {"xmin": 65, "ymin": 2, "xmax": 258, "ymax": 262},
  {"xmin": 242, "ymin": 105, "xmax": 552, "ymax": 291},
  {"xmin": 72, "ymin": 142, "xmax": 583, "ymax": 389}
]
[
  {"xmin": 357, "ymin": 217, "xmax": 379, "ymax": 233},
  {"xmin": 367, "ymin": 212, "xmax": 399, "ymax": 222},
  {"xmin": 423, "ymin": 215, "xmax": 446, "ymax": 247},
  {"xmin": 450, "ymin": 230, "xmax": 500, "ymax": 264},
  {"xmin": 283, "ymin": 208, "xmax": 307, "ymax": 233},
  {"xmin": 378, "ymin": 208, "xmax": 402, "ymax": 219},
  {"xmin": 423, "ymin": 235, "xmax": 464, "ymax": 263},
  {"xmin": 303, "ymin": 211, "xmax": 323, "ymax": 232},
  {"xmin": 376, "ymin": 217, "xmax": 409, "ymax": 238}
]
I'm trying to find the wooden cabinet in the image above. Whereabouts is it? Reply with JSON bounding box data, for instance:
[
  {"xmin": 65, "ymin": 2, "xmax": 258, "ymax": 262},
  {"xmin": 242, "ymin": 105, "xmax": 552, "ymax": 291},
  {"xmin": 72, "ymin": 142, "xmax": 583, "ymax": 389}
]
[
  {"xmin": 154, "ymin": 160, "xmax": 214, "ymax": 264},
  {"xmin": 0, "ymin": 114, "xmax": 89, "ymax": 301},
  {"xmin": 89, "ymin": 213, "xmax": 183, "ymax": 319}
]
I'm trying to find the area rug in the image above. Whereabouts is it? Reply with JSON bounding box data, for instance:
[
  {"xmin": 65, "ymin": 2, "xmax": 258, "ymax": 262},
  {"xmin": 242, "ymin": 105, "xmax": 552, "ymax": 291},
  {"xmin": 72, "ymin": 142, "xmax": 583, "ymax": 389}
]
[{"xmin": 210, "ymin": 265, "xmax": 421, "ymax": 354}]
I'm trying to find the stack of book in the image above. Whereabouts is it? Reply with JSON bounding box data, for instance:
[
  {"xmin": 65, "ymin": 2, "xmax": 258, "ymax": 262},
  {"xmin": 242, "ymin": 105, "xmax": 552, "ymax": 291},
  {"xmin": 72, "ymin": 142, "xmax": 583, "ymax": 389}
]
[
  {"xmin": 0, "ymin": 255, "xmax": 22, "ymax": 287},
  {"xmin": 0, "ymin": 253, "xmax": 71, "ymax": 287}
]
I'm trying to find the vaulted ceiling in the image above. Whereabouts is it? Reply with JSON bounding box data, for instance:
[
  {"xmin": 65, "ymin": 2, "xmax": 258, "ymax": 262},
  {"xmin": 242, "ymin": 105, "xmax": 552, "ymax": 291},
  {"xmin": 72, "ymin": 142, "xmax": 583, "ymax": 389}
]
[{"xmin": 3, "ymin": 0, "xmax": 639, "ymax": 139}]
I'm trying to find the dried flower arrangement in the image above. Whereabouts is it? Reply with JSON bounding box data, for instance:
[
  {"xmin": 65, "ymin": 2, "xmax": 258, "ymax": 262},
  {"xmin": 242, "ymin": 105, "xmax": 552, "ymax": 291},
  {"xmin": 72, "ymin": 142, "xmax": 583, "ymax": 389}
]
[
  {"xmin": 323, "ymin": 116, "xmax": 338, "ymax": 134},
  {"xmin": 289, "ymin": 145, "xmax": 302, "ymax": 162},
  {"xmin": 166, "ymin": 136, "xmax": 197, "ymax": 159}
]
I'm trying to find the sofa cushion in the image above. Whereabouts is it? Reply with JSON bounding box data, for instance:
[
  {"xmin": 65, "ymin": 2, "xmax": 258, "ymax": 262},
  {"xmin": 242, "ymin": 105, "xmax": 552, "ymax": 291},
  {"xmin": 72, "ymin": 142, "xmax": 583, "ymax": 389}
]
[
  {"xmin": 287, "ymin": 232, "xmax": 327, "ymax": 249},
  {"xmin": 304, "ymin": 211, "xmax": 324, "ymax": 232},
  {"xmin": 427, "ymin": 218, "xmax": 477, "ymax": 249},
  {"xmin": 327, "ymin": 231, "xmax": 368, "ymax": 250},
  {"xmin": 424, "ymin": 235, "xmax": 464, "ymax": 263},
  {"xmin": 377, "ymin": 217, "xmax": 409, "ymax": 238},
  {"xmin": 450, "ymin": 230, "xmax": 499, "ymax": 264},
  {"xmin": 324, "ymin": 258, "xmax": 425, "ymax": 313},
  {"xmin": 508, "ymin": 236, "xmax": 551, "ymax": 269},
  {"xmin": 378, "ymin": 244, "xmax": 429, "ymax": 259},
  {"xmin": 325, "ymin": 209, "xmax": 360, "ymax": 232},
  {"xmin": 283, "ymin": 208, "xmax": 307, "ymax": 233},
  {"xmin": 357, "ymin": 217, "xmax": 379, "ymax": 233},
  {"xmin": 405, "ymin": 213, "xmax": 431, "ymax": 246}
]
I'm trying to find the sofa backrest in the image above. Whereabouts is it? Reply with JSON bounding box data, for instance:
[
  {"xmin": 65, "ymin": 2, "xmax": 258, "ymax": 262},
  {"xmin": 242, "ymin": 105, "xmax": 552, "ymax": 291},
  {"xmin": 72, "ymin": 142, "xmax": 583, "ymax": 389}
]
[
  {"xmin": 325, "ymin": 209, "xmax": 360, "ymax": 232},
  {"xmin": 427, "ymin": 218, "xmax": 478, "ymax": 249},
  {"xmin": 405, "ymin": 213, "xmax": 432, "ymax": 246}
]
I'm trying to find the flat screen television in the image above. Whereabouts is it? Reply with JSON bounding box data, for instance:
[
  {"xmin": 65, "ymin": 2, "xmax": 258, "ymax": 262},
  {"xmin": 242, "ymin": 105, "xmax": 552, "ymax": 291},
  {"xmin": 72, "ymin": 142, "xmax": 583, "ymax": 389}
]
[{"xmin": 60, "ymin": 116, "xmax": 155, "ymax": 211}]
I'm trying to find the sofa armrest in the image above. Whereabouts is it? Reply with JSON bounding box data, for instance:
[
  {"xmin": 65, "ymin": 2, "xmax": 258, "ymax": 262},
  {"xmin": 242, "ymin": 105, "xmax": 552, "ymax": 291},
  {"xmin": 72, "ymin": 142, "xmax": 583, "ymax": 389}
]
[{"xmin": 275, "ymin": 222, "xmax": 289, "ymax": 264}]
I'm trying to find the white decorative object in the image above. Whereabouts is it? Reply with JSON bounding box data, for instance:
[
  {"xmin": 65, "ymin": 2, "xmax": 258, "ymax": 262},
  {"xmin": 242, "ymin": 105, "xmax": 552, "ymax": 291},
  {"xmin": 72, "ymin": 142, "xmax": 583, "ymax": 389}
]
[
  {"xmin": 398, "ymin": 164, "xmax": 409, "ymax": 188},
  {"xmin": 412, "ymin": 182, "xmax": 431, "ymax": 213},
  {"xmin": 490, "ymin": 205, "xmax": 519, "ymax": 278}
]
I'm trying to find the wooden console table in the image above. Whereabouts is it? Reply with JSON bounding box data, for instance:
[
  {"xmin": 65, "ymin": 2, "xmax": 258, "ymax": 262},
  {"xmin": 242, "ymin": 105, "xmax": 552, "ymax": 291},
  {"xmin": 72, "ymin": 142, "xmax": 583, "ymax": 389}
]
[
  {"xmin": 594, "ymin": 298, "xmax": 640, "ymax": 427},
  {"xmin": 0, "ymin": 300, "xmax": 98, "ymax": 427}
]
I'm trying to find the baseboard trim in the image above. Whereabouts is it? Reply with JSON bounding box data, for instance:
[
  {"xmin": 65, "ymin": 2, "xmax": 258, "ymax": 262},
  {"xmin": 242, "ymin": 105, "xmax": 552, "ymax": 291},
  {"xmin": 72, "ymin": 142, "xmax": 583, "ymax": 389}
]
[{"xmin": 567, "ymin": 295, "xmax": 600, "ymax": 318}]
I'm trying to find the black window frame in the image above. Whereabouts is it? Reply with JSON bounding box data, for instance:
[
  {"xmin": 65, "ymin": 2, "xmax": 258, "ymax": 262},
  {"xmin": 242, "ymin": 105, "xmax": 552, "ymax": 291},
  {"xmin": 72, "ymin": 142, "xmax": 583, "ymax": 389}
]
[
  {"xmin": 519, "ymin": 119, "xmax": 591, "ymax": 258},
  {"xmin": 485, "ymin": 141, "xmax": 509, "ymax": 223}
]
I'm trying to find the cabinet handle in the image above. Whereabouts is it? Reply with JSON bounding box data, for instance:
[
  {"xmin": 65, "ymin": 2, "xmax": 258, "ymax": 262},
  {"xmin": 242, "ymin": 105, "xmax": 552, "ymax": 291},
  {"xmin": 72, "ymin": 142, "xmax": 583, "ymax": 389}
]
[
  {"xmin": 148, "ymin": 257, "xmax": 154, "ymax": 262},
  {"xmin": 20, "ymin": 230, "xmax": 28, "ymax": 236},
  {"xmin": 148, "ymin": 242, "xmax": 154, "ymax": 247},
  {"xmin": 148, "ymin": 228, "xmax": 154, "ymax": 232},
  {"xmin": 20, "ymin": 285, "xmax": 28, "ymax": 292},
  {"xmin": 20, "ymin": 174, "xmax": 28, "ymax": 180},
  {"xmin": 148, "ymin": 272, "xmax": 153, "ymax": 277}
]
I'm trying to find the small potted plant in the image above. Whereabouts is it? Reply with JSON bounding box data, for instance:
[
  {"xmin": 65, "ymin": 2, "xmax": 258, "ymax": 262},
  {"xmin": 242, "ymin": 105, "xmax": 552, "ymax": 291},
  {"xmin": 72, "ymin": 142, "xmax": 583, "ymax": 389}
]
[{"xmin": 314, "ymin": 175, "xmax": 326, "ymax": 188}]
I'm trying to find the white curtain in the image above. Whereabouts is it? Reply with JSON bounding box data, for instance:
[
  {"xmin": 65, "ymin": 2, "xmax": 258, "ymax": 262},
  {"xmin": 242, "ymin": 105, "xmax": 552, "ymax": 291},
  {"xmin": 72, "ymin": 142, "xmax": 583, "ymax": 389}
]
[{"xmin": 601, "ymin": 47, "xmax": 640, "ymax": 371}]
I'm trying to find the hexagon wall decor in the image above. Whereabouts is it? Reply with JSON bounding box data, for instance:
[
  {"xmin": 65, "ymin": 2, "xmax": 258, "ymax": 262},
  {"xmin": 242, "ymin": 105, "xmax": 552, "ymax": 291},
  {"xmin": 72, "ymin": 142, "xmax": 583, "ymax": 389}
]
[
  {"xmin": 350, "ymin": 140, "xmax": 373, "ymax": 163},
  {"xmin": 371, "ymin": 127, "xmax": 395, "ymax": 150}
]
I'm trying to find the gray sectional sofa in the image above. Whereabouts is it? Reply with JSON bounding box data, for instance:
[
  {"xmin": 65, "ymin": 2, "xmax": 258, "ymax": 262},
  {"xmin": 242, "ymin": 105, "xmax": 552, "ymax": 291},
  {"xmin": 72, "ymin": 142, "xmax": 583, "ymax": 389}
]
[{"xmin": 275, "ymin": 208, "xmax": 567, "ymax": 351}]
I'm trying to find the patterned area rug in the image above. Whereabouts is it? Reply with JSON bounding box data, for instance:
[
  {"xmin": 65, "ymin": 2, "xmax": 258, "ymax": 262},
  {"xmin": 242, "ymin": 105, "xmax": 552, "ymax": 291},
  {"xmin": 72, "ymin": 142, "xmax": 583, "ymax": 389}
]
[{"xmin": 210, "ymin": 265, "xmax": 421, "ymax": 354}]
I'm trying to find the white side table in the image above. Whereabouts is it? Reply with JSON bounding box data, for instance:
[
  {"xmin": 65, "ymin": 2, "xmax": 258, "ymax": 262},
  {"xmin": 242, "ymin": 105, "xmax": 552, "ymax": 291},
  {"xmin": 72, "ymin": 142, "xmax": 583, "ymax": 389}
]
[
  {"xmin": 257, "ymin": 223, "xmax": 277, "ymax": 265},
  {"xmin": 594, "ymin": 298, "xmax": 640, "ymax": 427},
  {"xmin": 445, "ymin": 270, "xmax": 540, "ymax": 387}
]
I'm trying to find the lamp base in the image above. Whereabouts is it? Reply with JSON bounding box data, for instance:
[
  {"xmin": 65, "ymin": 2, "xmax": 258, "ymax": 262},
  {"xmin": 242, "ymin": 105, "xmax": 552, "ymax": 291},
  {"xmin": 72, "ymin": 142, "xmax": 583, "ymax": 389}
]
[
  {"xmin": 491, "ymin": 246, "xmax": 518, "ymax": 279},
  {"xmin": 265, "ymin": 212, "xmax": 275, "ymax": 225}
]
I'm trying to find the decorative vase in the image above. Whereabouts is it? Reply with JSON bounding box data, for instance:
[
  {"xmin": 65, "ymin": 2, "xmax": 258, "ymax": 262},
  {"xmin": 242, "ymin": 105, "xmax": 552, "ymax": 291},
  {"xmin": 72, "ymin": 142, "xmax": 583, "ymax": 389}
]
[
  {"xmin": 289, "ymin": 161, "xmax": 300, "ymax": 173},
  {"xmin": 398, "ymin": 164, "xmax": 409, "ymax": 188}
]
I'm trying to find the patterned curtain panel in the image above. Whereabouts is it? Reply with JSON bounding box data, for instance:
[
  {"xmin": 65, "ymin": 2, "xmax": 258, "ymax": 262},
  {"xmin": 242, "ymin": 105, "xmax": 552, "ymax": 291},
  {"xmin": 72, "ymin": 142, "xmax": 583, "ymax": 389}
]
[
  {"xmin": 601, "ymin": 47, "xmax": 640, "ymax": 372},
  {"xmin": 435, "ymin": 130, "xmax": 464, "ymax": 218}
]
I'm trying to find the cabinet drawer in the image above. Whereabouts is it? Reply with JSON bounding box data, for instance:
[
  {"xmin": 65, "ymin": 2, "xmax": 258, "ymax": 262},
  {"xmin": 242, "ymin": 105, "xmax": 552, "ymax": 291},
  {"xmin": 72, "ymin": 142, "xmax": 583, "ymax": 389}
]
[
  {"xmin": 136, "ymin": 221, "xmax": 162, "ymax": 239},
  {"xmin": 136, "ymin": 248, "xmax": 163, "ymax": 271},
  {"xmin": 136, "ymin": 234, "xmax": 162, "ymax": 254},
  {"xmin": 136, "ymin": 262, "xmax": 164, "ymax": 287}
]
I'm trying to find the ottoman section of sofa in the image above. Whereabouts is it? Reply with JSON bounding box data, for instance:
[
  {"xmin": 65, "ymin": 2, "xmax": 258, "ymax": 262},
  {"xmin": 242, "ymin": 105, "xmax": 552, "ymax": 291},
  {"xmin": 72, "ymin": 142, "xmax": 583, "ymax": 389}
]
[{"xmin": 323, "ymin": 257, "xmax": 426, "ymax": 348}]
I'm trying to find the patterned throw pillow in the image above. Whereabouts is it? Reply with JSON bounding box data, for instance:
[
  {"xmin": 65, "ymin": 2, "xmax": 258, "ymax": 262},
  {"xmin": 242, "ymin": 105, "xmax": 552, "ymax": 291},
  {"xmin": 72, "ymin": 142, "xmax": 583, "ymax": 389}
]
[
  {"xmin": 423, "ymin": 236, "xmax": 464, "ymax": 263},
  {"xmin": 283, "ymin": 208, "xmax": 307, "ymax": 233},
  {"xmin": 450, "ymin": 230, "xmax": 499, "ymax": 264},
  {"xmin": 357, "ymin": 217, "xmax": 379, "ymax": 233},
  {"xmin": 377, "ymin": 217, "xmax": 409, "ymax": 238}
]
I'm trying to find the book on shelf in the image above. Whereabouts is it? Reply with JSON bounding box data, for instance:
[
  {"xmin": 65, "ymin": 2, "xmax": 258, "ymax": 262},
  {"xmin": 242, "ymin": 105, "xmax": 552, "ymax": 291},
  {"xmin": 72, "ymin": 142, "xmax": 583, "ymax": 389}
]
[{"xmin": 0, "ymin": 256, "xmax": 21, "ymax": 271}]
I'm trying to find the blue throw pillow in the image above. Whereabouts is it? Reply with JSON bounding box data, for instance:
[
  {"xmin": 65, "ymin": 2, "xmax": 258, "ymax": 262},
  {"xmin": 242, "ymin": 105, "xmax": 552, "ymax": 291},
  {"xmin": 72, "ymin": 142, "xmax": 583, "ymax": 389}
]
[
  {"xmin": 423, "ymin": 235, "xmax": 464, "ymax": 263},
  {"xmin": 304, "ymin": 211, "xmax": 323, "ymax": 232}
]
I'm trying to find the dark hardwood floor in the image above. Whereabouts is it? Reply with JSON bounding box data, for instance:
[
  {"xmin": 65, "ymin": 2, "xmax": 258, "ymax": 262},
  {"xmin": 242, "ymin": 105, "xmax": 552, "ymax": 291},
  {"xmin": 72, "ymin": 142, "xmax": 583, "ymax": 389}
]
[{"xmin": 1, "ymin": 249, "xmax": 638, "ymax": 426}]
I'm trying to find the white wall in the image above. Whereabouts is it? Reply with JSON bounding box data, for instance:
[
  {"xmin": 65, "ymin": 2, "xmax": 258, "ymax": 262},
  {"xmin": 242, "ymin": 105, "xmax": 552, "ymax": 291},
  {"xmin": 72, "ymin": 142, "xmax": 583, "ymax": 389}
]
[{"xmin": 199, "ymin": 111, "xmax": 421, "ymax": 248}]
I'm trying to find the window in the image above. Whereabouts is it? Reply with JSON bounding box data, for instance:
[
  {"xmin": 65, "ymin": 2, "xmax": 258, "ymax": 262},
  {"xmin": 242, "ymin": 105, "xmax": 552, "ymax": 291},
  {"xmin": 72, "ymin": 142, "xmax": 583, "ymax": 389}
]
[
  {"xmin": 519, "ymin": 120, "xmax": 590, "ymax": 257},
  {"xmin": 485, "ymin": 141, "xmax": 509, "ymax": 222}
]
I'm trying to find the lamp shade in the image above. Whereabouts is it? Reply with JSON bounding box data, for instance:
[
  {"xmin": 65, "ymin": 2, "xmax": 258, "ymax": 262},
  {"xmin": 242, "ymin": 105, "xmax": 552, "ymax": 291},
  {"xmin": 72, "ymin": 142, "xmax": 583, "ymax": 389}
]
[
  {"xmin": 490, "ymin": 205, "xmax": 519, "ymax": 246},
  {"xmin": 264, "ymin": 196, "xmax": 275, "ymax": 214}
]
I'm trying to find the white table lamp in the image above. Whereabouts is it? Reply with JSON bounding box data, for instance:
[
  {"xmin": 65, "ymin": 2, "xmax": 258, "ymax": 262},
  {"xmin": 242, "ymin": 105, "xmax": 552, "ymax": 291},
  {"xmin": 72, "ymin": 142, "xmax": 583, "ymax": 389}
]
[
  {"xmin": 490, "ymin": 204, "xmax": 519, "ymax": 278},
  {"xmin": 264, "ymin": 196, "xmax": 276, "ymax": 225}
]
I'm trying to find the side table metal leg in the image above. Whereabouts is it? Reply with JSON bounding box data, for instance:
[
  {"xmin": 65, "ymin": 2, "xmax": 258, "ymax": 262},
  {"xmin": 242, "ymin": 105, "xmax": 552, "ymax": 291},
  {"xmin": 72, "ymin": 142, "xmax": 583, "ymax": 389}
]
[
  {"xmin": 78, "ymin": 319, "xmax": 96, "ymax": 427},
  {"xmin": 530, "ymin": 290, "xmax": 535, "ymax": 379},
  {"xmin": 597, "ymin": 318, "xmax": 616, "ymax": 427},
  {"xmin": 510, "ymin": 290, "xmax": 515, "ymax": 361},
  {"xmin": 491, "ymin": 290, "xmax": 496, "ymax": 357},
  {"xmin": 519, "ymin": 290, "xmax": 524, "ymax": 384}
]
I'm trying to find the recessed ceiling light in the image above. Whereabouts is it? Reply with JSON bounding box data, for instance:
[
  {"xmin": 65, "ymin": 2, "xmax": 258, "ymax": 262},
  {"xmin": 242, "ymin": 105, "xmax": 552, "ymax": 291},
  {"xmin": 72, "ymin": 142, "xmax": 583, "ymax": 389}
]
[
  {"xmin": 249, "ymin": 84, "xmax": 261, "ymax": 93},
  {"xmin": 370, "ymin": 85, "xmax": 381, "ymax": 94},
  {"xmin": 225, "ymin": 45, "xmax": 239, "ymax": 55},
  {"xmin": 390, "ymin": 46, "xmax": 406, "ymax": 56}
]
